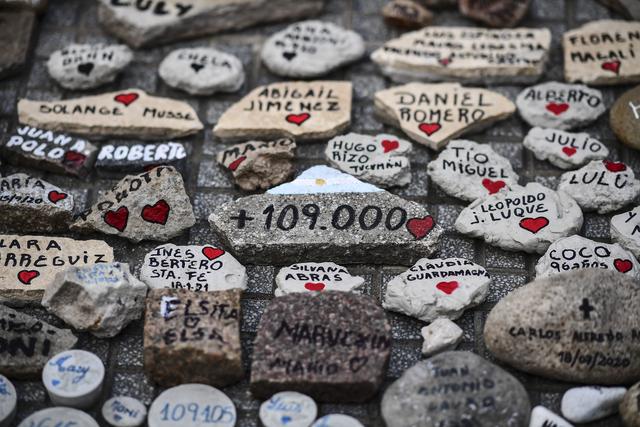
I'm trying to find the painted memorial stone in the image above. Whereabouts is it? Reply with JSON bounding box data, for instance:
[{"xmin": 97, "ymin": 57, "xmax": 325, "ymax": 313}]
[
  {"xmin": 370, "ymin": 27, "xmax": 551, "ymax": 84},
  {"xmin": 209, "ymin": 166, "xmax": 442, "ymax": 264},
  {"xmin": 420, "ymin": 318, "xmax": 463, "ymax": 357},
  {"xmin": 485, "ymin": 269, "xmax": 640, "ymax": 384},
  {"xmin": 72, "ymin": 166, "xmax": 196, "ymax": 243},
  {"xmin": 217, "ymin": 138, "xmax": 296, "ymax": 191},
  {"xmin": 140, "ymin": 243, "xmax": 247, "ymax": 292},
  {"xmin": 18, "ymin": 89, "xmax": 203, "ymax": 140},
  {"xmin": 459, "ymin": 0, "xmax": 531, "ymax": 27},
  {"xmin": 426, "ymin": 139, "xmax": 519, "ymax": 201},
  {"xmin": 0, "ymin": 375, "xmax": 16, "ymax": 427},
  {"xmin": 455, "ymin": 183, "xmax": 582, "ymax": 253},
  {"xmin": 558, "ymin": 160, "xmax": 640, "ymax": 214},
  {"xmin": 611, "ymin": 85, "xmax": 640, "ymax": 151},
  {"xmin": 381, "ymin": 351, "xmax": 531, "ymax": 427},
  {"xmin": 275, "ymin": 262, "xmax": 365, "ymax": 297},
  {"xmin": 144, "ymin": 288, "xmax": 243, "ymax": 387},
  {"xmin": 147, "ymin": 384, "xmax": 236, "ymax": 427},
  {"xmin": 213, "ymin": 81, "xmax": 352, "ymax": 142},
  {"xmin": 561, "ymin": 386, "xmax": 626, "ymax": 424},
  {"xmin": 529, "ymin": 406, "xmax": 573, "ymax": 427},
  {"xmin": 324, "ymin": 133, "xmax": 412, "ymax": 188},
  {"xmin": 96, "ymin": 141, "xmax": 188, "ymax": 175},
  {"xmin": 382, "ymin": 0, "xmax": 433, "ymax": 29},
  {"xmin": 516, "ymin": 82, "xmax": 606, "ymax": 130},
  {"xmin": 43, "ymin": 349, "xmax": 105, "ymax": 408},
  {"xmin": 102, "ymin": 396, "xmax": 147, "ymax": 427},
  {"xmin": 611, "ymin": 206, "xmax": 640, "ymax": 260},
  {"xmin": 251, "ymin": 291, "xmax": 391, "ymax": 402},
  {"xmin": 261, "ymin": 20, "xmax": 365, "ymax": 78},
  {"xmin": 563, "ymin": 20, "xmax": 640, "ymax": 85},
  {"xmin": 0, "ymin": 9, "xmax": 35, "ymax": 80},
  {"xmin": 42, "ymin": 263, "xmax": 147, "ymax": 338},
  {"xmin": 47, "ymin": 43, "xmax": 133, "ymax": 90},
  {"xmin": 259, "ymin": 391, "xmax": 317, "ymax": 427},
  {"xmin": 523, "ymin": 127, "xmax": 609, "ymax": 170},
  {"xmin": 0, "ymin": 234, "xmax": 113, "ymax": 306},
  {"xmin": 17, "ymin": 408, "xmax": 99, "ymax": 427},
  {"xmin": 374, "ymin": 83, "xmax": 516, "ymax": 151},
  {"xmin": 2, "ymin": 125, "xmax": 98, "ymax": 178},
  {"xmin": 311, "ymin": 415, "xmax": 364, "ymax": 427},
  {"xmin": 621, "ymin": 382, "xmax": 640, "ymax": 427},
  {"xmin": 535, "ymin": 235, "xmax": 640, "ymax": 280},
  {"xmin": 0, "ymin": 173, "xmax": 74, "ymax": 233},
  {"xmin": 383, "ymin": 257, "xmax": 490, "ymax": 322},
  {"xmin": 98, "ymin": 0, "xmax": 324, "ymax": 48},
  {"xmin": 159, "ymin": 47, "xmax": 245, "ymax": 96}
]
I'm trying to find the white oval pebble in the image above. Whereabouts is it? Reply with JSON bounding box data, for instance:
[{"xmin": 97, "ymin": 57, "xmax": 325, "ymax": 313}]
[
  {"xmin": 102, "ymin": 396, "xmax": 148, "ymax": 427},
  {"xmin": 42, "ymin": 349, "xmax": 105, "ymax": 409},
  {"xmin": 17, "ymin": 407, "xmax": 99, "ymax": 427},
  {"xmin": 0, "ymin": 375, "xmax": 16, "ymax": 427},
  {"xmin": 259, "ymin": 391, "xmax": 317, "ymax": 427},
  {"xmin": 311, "ymin": 414, "xmax": 364, "ymax": 427},
  {"xmin": 561, "ymin": 386, "xmax": 626, "ymax": 423},
  {"xmin": 529, "ymin": 406, "xmax": 573, "ymax": 427}
]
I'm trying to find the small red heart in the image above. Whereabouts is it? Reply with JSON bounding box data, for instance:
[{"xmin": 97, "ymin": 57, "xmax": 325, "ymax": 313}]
[
  {"xmin": 603, "ymin": 160, "xmax": 627, "ymax": 172},
  {"xmin": 141, "ymin": 200, "xmax": 170, "ymax": 225},
  {"xmin": 602, "ymin": 60, "xmax": 621, "ymax": 74},
  {"xmin": 482, "ymin": 178, "xmax": 506, "ymax": 195},
  {"xmin": 228, "ymin": 156, "xmax": 246, "ymax": 171},
  {"xmin": 114, "ymin": 92, "xmax": 139, "ymax": 106},
  {"xmin": 304, "ymin": 282, "xmax": 325, "ymax": 291},
  {"xmin": 419, "ymin": 123, "xmax": 441, "ymax": 137},
  {"xmin": 381, "ymin": 139, "xmax": 399, "ymax": 153},
  {"xmin": 17, "ymin": 270, "xmax": 39, "ymax": 285},
  {"xmin": 63, "ymin": 151, "xmax": 86, "ymax": 166},
  {"xmin": 47, "ymin": 191, "xmax": 68, "ymax": 204},
  {"xmin": 202, "ymin": 246, "xmax": 225, "ymax": 260},
  {"xmin": 439, "ymin": 58, "xmax": 451, "ymax": 66},
  {"xmin": 614, "ymin": 258, "xmax": 633, "ymax": 273},
  {"xmin": 562, "ymin": 147, "xmax": 577, "ymax": 157},
  {"xmin": 519, "ymin": 217, "xmax": 549, "ymax": 234},
  {"xmin": 286, "ymin": 113, "xmax": 311, "ymax": 126},
  {"xmin": 436, "ymin": 281, "xmax": 458, "ymax": 295},
  {"xmin": 545, "ymin": 102, "xmax": 569, "ymax": 116},
  {"xmin": 406, "ymin": 216, "xmax": 435, "ymax": 240},
  {"xmin": 104, "ymin": 206, "xmax": 129, "ymax": 232}
]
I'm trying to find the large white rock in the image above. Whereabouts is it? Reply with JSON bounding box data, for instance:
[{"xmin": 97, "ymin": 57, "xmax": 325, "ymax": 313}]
[
  {"xmin": 275, "ymin": 262, "xmax": 365, "ymax": 296},
  {"xmin": 611, "ymin": 206, "xmax": 640, "ymax": 260},
  {"xmin": 529, "ymin": 406, "xmax": 573, "ymax": 427},
  {"xmin": 523, "ymin": 127, "xmax": 609, "ymax": 170},
  {"xmin": 420, "ymin": 318, "xmax": 463, "ymax": 356},
  {"xmin": 561, "ymin": 386, "xmax": 626, "ymax": 424}
]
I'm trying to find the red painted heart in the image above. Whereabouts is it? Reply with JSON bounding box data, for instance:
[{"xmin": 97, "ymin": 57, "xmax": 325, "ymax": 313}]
[
  {"xmin": 202, "ymin": 246, "xmax": 225, "ymax": 260},
  {"xmin": 47, "ymin": 191, "xmax": 68, "ymax": 204},
  {"xmin": 602, "ymin": 60, "xmax": 621, "ymax": 74},
  {"xmin": 603, "ymin": 160, "xmax": 627, "ymax": 172},
  {"xmin": 114, "ymin": 92, "xmax": 139, "ymax": 106},
  {"xmin": 436, "ymin": 281, "xmax": 458, "ymax": 295},
  {"xmin": 286, "ymin": 113, "xmax": 311, "ymax": 126},
  {"xmin": 141, "ymin": 200, "xmax": 170, "ymax": 225},
  {"xmin": 419, "ymin": 123, "xmax": 441, "ymax": 137},
  {"xmin": 545, "ymin": 102, "xmax": 569, "ymax": 116},
  {"xmin": 228, "ymin": 156, "xmax": 246, "ymax": 171},
  {"xmin": 562, "ymin": 147, "xmax": 577, "ymax": 157},
  {"xmin": 406, "ymin": 216, "xmax": 435, "ymax": 240},
  {"xmin": 104, "ymin": 206, "xmax": 129, "ymax": 232},
  {"xmin": 17, "ymin": 270, "xmax": 39, "ymax": 285},
  {"xmin": 519, "ymin": 217, "xmax": 549, "ymax": 234},
  {"xmin": 439, "ymin": 57, "xmax": 451, "ymax": 66},
  {"xmin": 304, "ymin": 282, "xmax": 325, "ymax": 291},
  {"xmin": 381, "ymin": 139, "xmax": 399, "ymax": 153},
  {"xmin": 614, "ymin": 258, "xmax": 633, "ymax": 273},
  {"xmin": 482, "ymin": 178, "xmax": 506, "ymax": 195},
  {"xmin": 63, "ymin": 151, "xmax": 86, "ymax": 166}
]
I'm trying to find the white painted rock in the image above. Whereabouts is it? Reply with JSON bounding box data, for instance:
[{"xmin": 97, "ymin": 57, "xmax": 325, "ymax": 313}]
[
  {"xmin": 383, "ymin": 257, "xmax": 490, "ymax": 322},
  {"xmin": 17, "ymin": 408, "xmax": 99, "ymax": 427},
  {"xmin": 311, "ymin": 415, "xmax": 364, "ymax": 427},
  {"xmin": 558, "ymin": 160, "xmax": 640, "ymax": 214},
  {"xmin": 268, "ymin": 165, "xmax": 382, "ymax": 194},
  {"xmin": 325, "ymin": 133, "xmax": 412, "ymax": 188},
  {"xmin": 140, "ymin": 243, "xmax": 247, "ymax": 292},
  {"xmin": 262, "ymin": 20, "xmax": 364, "ymax": 78},
  {"xmin": 535, "ymin": 235, "xmax": 640, "ymax": 280},
  {"xmin": 529, "ymin": 406, "xmax": 573, "ymax": 427},
  {"xmin": 259, "ymin": 391, "xmax": 317, "ymax": 427},
  {"xmin": 516, "ymin": 82, "xmax": 606, "ymax": 130},
  {"xmin": 102, "ymin": 396, "xmax": 147, "ymax": 427},
  {"xmin": 427, "ymin": 139, "xmax": 519, "ymax": 201},
  {"xmin": 561, "ymin": 386, "xmax": 626, "ymax": 423},
  {"xmin": 611, "ymin": 206, "xmax": 640, "ymax": 260},
  {"xmin": 420, "ymin": 318, "xmax": 463, "ymax": 357},
  {"xmin": 455, "ymin": 183, "xmax": 583, "ymax": 254},
  {"xmin": 523, "ymin": 127, "xmax": 609, "ymax": 170},
  {"xmin": 159, "ymin": 47, "xmax": 245, "ymax": 96},
  {"xmin": 275, "ymin": 262, "xmax": 365, "ymax": 296},
  {"xmin": 47, "ymin": 43, "xmax": 133, "ymax": 90},
  {"xmin": 0, "ymin": 375, "xmax": 16, "ymax": 427}
]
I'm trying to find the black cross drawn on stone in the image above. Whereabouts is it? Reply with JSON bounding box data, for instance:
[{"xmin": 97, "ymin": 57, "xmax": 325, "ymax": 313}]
[
  {"xmin": 579, "ymin": 298, "xmax": 595, "ymax": 320},
  {"xmin": 230, "ymin": 209, "xmax": 254, "ymax": 229}
]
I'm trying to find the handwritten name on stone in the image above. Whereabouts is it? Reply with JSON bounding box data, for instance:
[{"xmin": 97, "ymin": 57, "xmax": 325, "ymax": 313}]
[
  {"xmin": 275, "ymin": 262, "xmax": 365, "ymax": 296},
  {"xmin": 0, "ymin": 374, "xmax": 16, "ymax": 426},
  {"xmin": 96, "ymin": 141, "xmax": 188, "ymax": 174},
  {"xmin": 611, "ymin": 206, "xmax": 640, "ymax": 260},
  {"xmin": 259, "ymin": 391, "xmax": 317, "ymax": 427},
  {"xmin": 43, "ymin": 349, "xmax": 105, "ymax": 408},
  {"xmin": 610, "ymin": 85, "xmax": 640, "ymax": 151},
  {"xmin": 17, "ymin": 407, "xmax": 99, "ymax": 427},
  {"xmin": 524, "ymin": 127, "xmax": 609, "ymax": 170},
  {"xmin": 102, "ymin": 396, "xmax": 147, "ymax": 427}
]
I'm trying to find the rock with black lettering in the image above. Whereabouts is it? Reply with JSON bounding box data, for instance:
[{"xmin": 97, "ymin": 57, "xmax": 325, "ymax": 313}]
[
  {"xmin": 159, "ymin": 47, "xmax": 245, "ymax": 95},
  {"xmin": 47, "ymin": 43, "xmax": 133, "ymax": 90},
  {"xmin": 381, "ymin": 351, "xmax": 531, "ymax": 427},
  {"xmin": 621, "ymin": 382, "xmax": 640, "ymax": 427},
  {"xmin": 0, "ymin": 174, "xmax": 74, "ymax": 233},
  {"xmin": 529, "ymin": 406, "xmax": 573, "ymax": 427},
  {"xmin": 209, "ymin": 166, "xmax": 442, "ymax": 264},
  {"xmin": 459, "ymin": 0, "xmax": 530, "ymax": 27},
  {"xmin": 426, "ymin": 139, "xmax": 519, "ymax": 201},
  {"xmin": 383, "ymin": 257, "xmax": 490, "ymax": 322},
  {"xmin": 95, "ymin": 141, "xmax": 189, "ymax": 175},
  {"xmin": 561, "ymin": 386, "xmax": 626, "ymax": 423},
  {"xmin": 0, "ymin": 9, "xmax": 35, "ymax": 80},
  {"xmin": 558, "ymin": 160, "xmax": 640, "ymax": 214},
  {"xmin": 325, "ymin": 133, "xmax": 412, "ymax": 188},
  {"xmin": 611, "ymin": 85, "xmax": 640, "ymax": 151},
  {"xmin": 421, "ymin": 318, "xmax": 463, "ymax": 357},
  {"xmin": 455, "ymin": 183, "xmax": 583, "ymax": 254},
  {"xmin": 523, "ymin": 127, "xmax": 609, "ymax": 170},
  {"xmin": 382, "ymin": 0, "xmax": 433, "ymax": 29},
  {"xmin": 611, "ymin": 206, "xmax": 640, "ymax": 260},
  {"xmin": 0, "ymin": 304, "xmax": 77, "ymax": 378},
  {"xmin": 261, "ymin": 20, "xmax": 365, "ymax": 78},
  {"xmin": 275, "ymin": 262, "xmax": 365, "ymax": 296},
  {"xmin": 217, "ymin": 138, "xmax": 296, "ymax": 191},
  {"xmin": 251, "ymin": 291, "xmax": 391, "ymax": 402},
  {"xmin": 144, "ymin": 288, "xmax": 243, "ymax": 387},
  {"xmin": 72, "ymin": 166, "xmax": 196, "ymax": 243},
  {"xmin": 17, "ymin": 408, "xmax": 98, "ymax": 427},
  {"xmin": 18, "ymin": 89, "xmax": 203, "ymax": 140},
  {"xmin": 374, "ymin": 83, "xmax": 516, "ymax": 150},
  {"xmin": 140, "ymin": 243, "xmax": 247, "ymax": 292},
  {"xmin": 485, "ymin": 269, "xmax": 640, "ymax": 384},
  {"xmin": 516, "ymin": 82, "xmax": 606, "ymax": 130}
]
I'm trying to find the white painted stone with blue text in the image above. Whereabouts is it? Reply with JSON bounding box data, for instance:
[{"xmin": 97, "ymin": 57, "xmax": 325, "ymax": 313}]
[
  {"xmin": 311, "ymin": 415, "xmax": 364, "ymax": 427},
  {"xmin": 17, "ymin": 408, "xmax": 99, "ymax": 427},
  {"xmin": 259, "ymin": 391, "xmax": 317, "ymax": 427},
  {"xmin": 0, "ymin": 375, "xmax": 16, "ymax": 427},
  {"xmin": 102, "ymin": 396, "xmax": 147, "ymax": 427}
]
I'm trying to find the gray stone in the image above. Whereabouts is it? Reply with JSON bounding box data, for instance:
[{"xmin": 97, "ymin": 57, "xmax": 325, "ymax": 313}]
[
  {"xmin": 611, "ymin": 206, "xmax": 640, "ymax": 260},
  {"xmin": 523, "ymin": 127, "xmax": 609, "ymax": 170},
  {"xmin": 382, "ymin": 0, "xmax": 433, "ymax": 29},
  {"xmin": 275, "ymin": 262, "xmax": 365, "ymax": 296},
  {"xmin": 484, "ymin": 269, "xmax": 640, "ymax": 384},
  {"xmin": 620, "ymin": 382, "xmax": 640, "ymax": 427},
  {"xmin": 598, "ymin": 0, "xmax": 640, "ymax": 20},
  {"xmin": 259, "ymin": 391, "xmax": 317, "ymax": 427},
  {"xmin": 42, "ymin": 263, "xmax": 147, "ymax": 338},
  {"xmin": 561, "ymin": 386, "xmax": 626, "ymax": 424},
  {"xmin": 529, "ymin": 406, "xmax": 573, "ymax": 427},
  {"xmin": 0, "ymin": 375, "xmax": 16, "ymax": 427},
  {"xmin": 17, "ymin": 408, "xmax": 99, "ymax": 427},
  {"xmin": 0, "ymin": 9, "xmax": 35, "ymax": 80},
  {"xmin": 610, "ymin": 84, "xmax": 640, "ymax": 151},
  {"xmin": 459, "ymin": 0, "xmax": 531, "ymax": 27},
  {"xmin": 102, "ymin": 396, "xmax": 147, "ymax": 427},
  {"xmin": 381, "ymin": 351, "xmax": 531, "ymax": 427},
  {"xmin": 420, "ymin": 318, "xmax": 463, "ymax": 356}
]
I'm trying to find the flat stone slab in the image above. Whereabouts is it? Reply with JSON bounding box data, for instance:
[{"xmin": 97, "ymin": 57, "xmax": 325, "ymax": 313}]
[
  {"xmin": 275, "ymin": 262, "xmax": 365, "ymax": 296},
  {"xmin": 0, "ymin": 9, "xmax": 35, "ymax": 80},
  {"xmin": 18, "ymin": 89, "xmax": 203, "ymax": 140},
  {"xmin": 371, "ymin": 26, "xmax": 550, "ymax": 84},
  {"xmin": 523, "ymin": 127, "xmax": 609, "ymax": 170},
  {"xmin": 96, "ymin": 140, "xmax": 189, "ymax": 175},
  {"xmin": 374, "ymin": 83, "xmax": 515, "ymax": 150},
  {"xmin": 611, "ymin": 206, "xmax": 640, "ymax": 260},
  {"xmin": 250, "ymin": 291, "xmax": 391, "ymax": 403},
  {"xmin": 610, "ymin": 84, "xmax": 640, "ymax": 151}
]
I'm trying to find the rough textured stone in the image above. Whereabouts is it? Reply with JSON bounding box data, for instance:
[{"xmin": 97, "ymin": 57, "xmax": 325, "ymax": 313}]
[
  {"xmin": 598, "ymin": 0, "xmax": 640, "ymax": 20},
  {"xmin": 41, "ymin": 263, "xmax": 147, "ymax": 338},
  {"xmin": 0, "ymin": 375, "xmax": 16, "ymax": 427},
  {"xmin": 611, "ymin": 206, "xmax": 640, "ymax": 260},
  {"xmin": 72, "ymin": 166, "xmax": 196, "ymax": 243},
  {"xmin": 484, "ymin": 269, "xmax": 640, "ymax": 384},
  {"xmin": 382, "ymin": 0, "xmax": 433, "ymax": 29},
  {"xmin": 102, "ymin": 396, "xmax": 147, "ymax": 427},
  {"xmin": 561, "ymin": 386, "xmax": 626, "ymax": 424},
  {"xmin": 0, "ymin": 9, "xmax": 35, "ymax": 80},
  {"xmin": 420, "ymin": 318, "xmax": 463, "ymax": 356},
  {"xmin": 611, "ymin": 85, "xmax": 640, "ymax": 151},
  {"xmin": 17, "ymin": 408, "xmax": 98, "ymax": 427},
  {"xmin": 374, "ymin": 83, "xmax": 516, "ymax": 150},
  {"xmin": 529, "ymin": 406, "xmax": 573, "ymax": 427},
  {"xmin": 96, "ymin": 141, "xmax": 188, "ymax": 175},
  {"xmin": 523, "ymin": 127, "xmax": 609, "ymax": 170},
  {"xmin": 217, "ymin": 138, "xmax": 296, "ymax": 191},
  {"xmin": 381, "ymin": 351, "xmax": 531, "ymax": 427},
  {"xmin": 250, "ymin": 291, "xmax": 391, "ymax": 402},
  {"xmin": 275, "ymin": 262, "xmax": 365, "ymax": 296},
  {"xmin": 459, "ymin": 0, "xmax": 531, "ymax": 27},
  {"xmin": 259, "ymin": 391, "xmax": 317, "ymax": 427},
  {"xmin": 144, "ymin": 288, "xmax": 243, "ymax": 388},
  {"xmin": 621, "ymin": 382, "xmax": 640, "ymax": 427}
]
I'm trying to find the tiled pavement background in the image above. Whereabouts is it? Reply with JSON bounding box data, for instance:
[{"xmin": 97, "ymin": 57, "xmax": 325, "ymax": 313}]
[{"xmin": 0, "ymin": 0, "xmax": 636, "ymax": 426}]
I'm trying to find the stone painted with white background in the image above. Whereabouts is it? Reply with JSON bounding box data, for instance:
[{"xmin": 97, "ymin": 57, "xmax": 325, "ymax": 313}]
[
  {"xmin": 17, "ymin": 408, "xmax": 98, "ymax": 427},
  {"xmin": 259, "ymin": 391, "xmax": 317, "ymax": 427},
  {"xmin": 102, "ymin": 396, "xmax": 147, "ymax": 427},
  {"xmin": 611, "ymin": 206, "xmax": 640, "ymax": 260},
  {"xmin": 0, "ymin": 375, "xmax": 16, "ymax": 427},
  {"xmin": 311, "ymin": 415, "xmax": 364, "ymax": 427},
  {"xmin": 275, "ymin": 262, "xmax": 365, "ymax": 296},
  {"xmin": 420, "ymin": 318, "xmax": 463, "ymax": 356},
  {"xmin": 529, "ymin": 406, "xmax": 573, "ymax": 427},
  {"xmin": 43, "ymin": 349, "xmax": 105, "ymax": 409},
  {"xmin": 523, "ymin": 127, "xmax": 609, "ymax": 169},
  {"xmin": 561, "ymin": 386, "xmax": 626, "ymax": 424}
]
